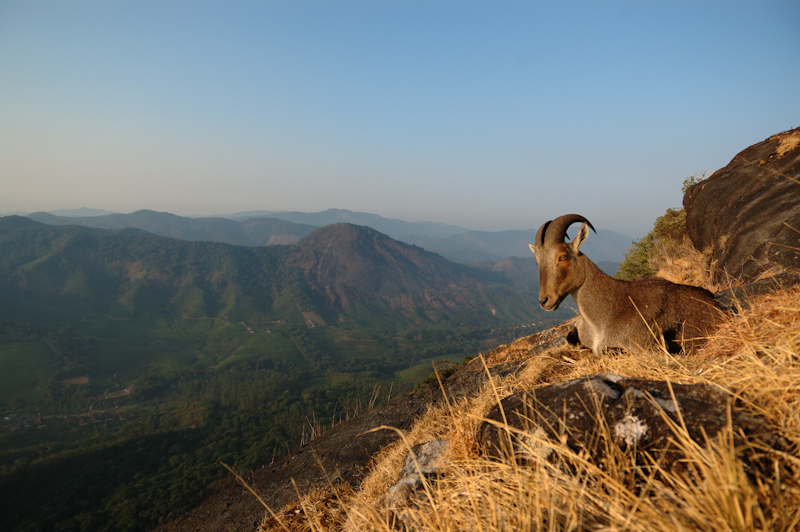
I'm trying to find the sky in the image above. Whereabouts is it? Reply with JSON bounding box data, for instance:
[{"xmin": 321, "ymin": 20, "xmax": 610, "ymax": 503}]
[{"xmin": 1, "ymin": 1, "xmax": 798, "ymax": 238}]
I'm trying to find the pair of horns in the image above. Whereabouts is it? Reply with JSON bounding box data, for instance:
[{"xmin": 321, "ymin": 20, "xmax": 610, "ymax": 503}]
[{"xmin": 535, "ymin": 214, "xmax": 596, "ymax": 246}]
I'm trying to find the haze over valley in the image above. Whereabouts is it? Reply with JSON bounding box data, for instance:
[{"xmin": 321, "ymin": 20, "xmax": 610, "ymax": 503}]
[{"xmin": 0, "ymin": 210, "xmax": 583, "ymax": 530}]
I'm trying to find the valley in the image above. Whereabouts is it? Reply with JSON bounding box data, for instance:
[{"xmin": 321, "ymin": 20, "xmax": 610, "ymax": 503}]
[{"xmin": 0, "ymin": 215, "xmax": 576, "ymax": 531}]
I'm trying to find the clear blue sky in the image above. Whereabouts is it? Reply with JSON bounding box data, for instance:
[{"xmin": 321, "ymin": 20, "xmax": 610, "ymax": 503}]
[{"xmin": 1, "ymin": 1, "xmax": 798, "ymax": 237}]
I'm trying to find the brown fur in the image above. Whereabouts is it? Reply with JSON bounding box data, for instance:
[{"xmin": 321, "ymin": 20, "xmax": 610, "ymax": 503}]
[{"xmin": 531, "ymin": 214, "xmax": 722, "ymax": 355}]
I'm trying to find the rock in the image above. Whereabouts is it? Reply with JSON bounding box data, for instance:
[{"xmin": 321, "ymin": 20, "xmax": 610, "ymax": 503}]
[
  {"xmin": 480, "ymin": 373, "xmax": 778, "ymax": 471},
  {"xmin": 385, "ymin": 440, "xmax": 450, "ymax": 510},
  {"xmin": 714, "ymin": 272, "xmax": 800, "ymax": 310},
  {"xmin": 396, "ymin": 439, "xmax": 450, "ymax": 480},
  {"xmin": 684, "ymin": 128, "xmax": 800, "ymax": 283}
]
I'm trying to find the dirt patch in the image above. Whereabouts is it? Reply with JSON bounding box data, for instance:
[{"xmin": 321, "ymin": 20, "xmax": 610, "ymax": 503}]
[
  {"xmin": 302, "ymin": 311, "xmax": 326, "ymax": 327},
  {"xmin": 60, "ymin": 375, "xmax": 89, "ymax": 386},
  {"xmin": 772, "ymin": 129, "xmax": 800, "ymax": 158}
]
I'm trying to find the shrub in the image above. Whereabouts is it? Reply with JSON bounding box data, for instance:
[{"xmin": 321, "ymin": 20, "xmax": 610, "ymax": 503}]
[
  {"xmin": 616, "ymin": 174, "xmax": 714, "ymax": 288},
  {"xmin": 616, "ymin": 207, "xmax": 689, "ymax": 280}
]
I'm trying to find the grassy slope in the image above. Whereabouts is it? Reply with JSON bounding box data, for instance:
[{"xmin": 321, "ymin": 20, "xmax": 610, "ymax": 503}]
[{"xmin": 261, "ymin": 284, "xmax": 800, "ymax": 532}]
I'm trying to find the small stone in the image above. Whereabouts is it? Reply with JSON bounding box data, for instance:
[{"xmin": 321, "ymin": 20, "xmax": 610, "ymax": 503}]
[
  {"xmin": 384, "ymin": 440, "xmax": 450, "ymax": 512},
  {"xmin": 614, "ymin": 414, "xmax": 648, "ymax": 446}
]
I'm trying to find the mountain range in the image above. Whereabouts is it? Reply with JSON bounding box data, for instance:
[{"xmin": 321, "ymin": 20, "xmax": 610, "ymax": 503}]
[
  {"xmin": 0, "ymin": 213, "xmax": 583, "ymax": 532},
  {"xmin": 25, "ymin": 208, "xmax": 633, "ymax": 265},
  {"xmin": 0, "ymin": 216, "xmax": 552, "ymax": 326}
]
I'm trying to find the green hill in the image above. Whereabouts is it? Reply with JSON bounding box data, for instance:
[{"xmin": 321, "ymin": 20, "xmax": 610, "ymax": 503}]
[
  {"xmin": 0, "ymin": 216, "xmax": 568, "ymax": 532},
  {"xmin": 0, "ymin": 217, "xmax": 551, "ymax": 327}
]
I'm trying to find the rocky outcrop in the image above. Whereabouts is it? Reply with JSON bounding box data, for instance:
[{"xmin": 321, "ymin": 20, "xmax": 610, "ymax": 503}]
[
  {"xmin": 378, "ymin": 440, "xmax": 451, "ymax": 530},
  {"xmin": 478, "ymin": 374, "xmax": 782, "ymax": 472},
  {"xmin": 684, "ymin": 128, "xmax": 800, "ymax": 283},
  {"xmin": 385, "ymin": 440, "xmax": 449, "ymax": 508}
]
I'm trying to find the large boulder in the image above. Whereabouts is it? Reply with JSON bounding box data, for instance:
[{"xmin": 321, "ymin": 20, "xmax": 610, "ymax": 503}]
[
  {"xmin": 479, "ymin": 373, "xmax": 782, "ymax": 471},
  {"xmin": 684, "ymin": 128, "xmax": 800, "ymax": 283}
]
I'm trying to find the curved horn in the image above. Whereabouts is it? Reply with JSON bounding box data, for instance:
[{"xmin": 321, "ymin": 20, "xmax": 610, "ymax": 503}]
[
  {"xmin": 535, "ymin": 220, "xmax": 552, "ymax": 247},
  {"xmin": 540, "ymin": 214, "xmax": 596, "ymax": 244}
]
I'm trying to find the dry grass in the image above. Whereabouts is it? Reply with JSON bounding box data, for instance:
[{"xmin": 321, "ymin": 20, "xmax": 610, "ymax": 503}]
[
  {"xmin": 261, "ymin": 286, "xmax": 800, "ymax": 532},
  {"xmin": 772, "ymin": 129, "xmax": 800, "ymax": 159},
  {"xmin": 650, "ymin": 235, "xmax": 723, "ymax": 292}
]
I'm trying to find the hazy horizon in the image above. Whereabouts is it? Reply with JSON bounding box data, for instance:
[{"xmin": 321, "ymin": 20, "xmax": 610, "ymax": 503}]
[
  {"xmin": 2, "ymin": 1, "xmax": 798, "ymax": 237},
  {"xmin": 0, "ymin": 206, "xmax": 643, "ymax": 240}
]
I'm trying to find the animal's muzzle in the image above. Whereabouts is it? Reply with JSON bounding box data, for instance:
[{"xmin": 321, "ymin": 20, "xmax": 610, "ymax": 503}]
[{"xmin": 539, "ymin": 295, "xmax": 561, "ymax": 311}]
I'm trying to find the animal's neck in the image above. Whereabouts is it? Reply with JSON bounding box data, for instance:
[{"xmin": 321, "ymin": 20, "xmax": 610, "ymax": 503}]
[{"xmin": 570, "ymin": 257, "xmax": 617, "ymax": 319}]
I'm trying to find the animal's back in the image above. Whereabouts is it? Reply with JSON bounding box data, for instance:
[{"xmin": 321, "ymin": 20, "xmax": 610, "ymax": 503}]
[{"xmin": 593, "ymin": 277, "xmax": 721, "ymax": 354}]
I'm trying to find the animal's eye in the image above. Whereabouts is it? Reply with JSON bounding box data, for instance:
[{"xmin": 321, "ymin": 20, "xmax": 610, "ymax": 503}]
[{"xmin": 558, "ymin": 255, "xmax": 568, "ymax": 262}]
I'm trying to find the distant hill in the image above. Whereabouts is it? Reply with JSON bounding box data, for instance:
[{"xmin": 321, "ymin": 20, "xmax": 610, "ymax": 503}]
[
  {"xmin": 27, "ymin": 209, "xmax": 635, "ymax": 265},
  {"xmin": 287, "ymin": 224, "xmax": 512, "ymax": 315},
  {"xmin": 220, "ymin": 208, "xmax": 470, "ymax": 240},
  {"xmin": 46, "ymin": 207, "xmax": 118, "ymax": 217},
  {"xmin": 407, "ymin": 228, "xmax": 633, "ymax": 264},
  {"xmin": 27, "ymin": 209, "xmax": 318, "ymax": 246},
  {"xmin": 226, "ymin": 209, "xmax": 633, "ymax": 263},
  {"xmin": 0, "ymin": 216, "xmax": 558, "ymax": 329}
]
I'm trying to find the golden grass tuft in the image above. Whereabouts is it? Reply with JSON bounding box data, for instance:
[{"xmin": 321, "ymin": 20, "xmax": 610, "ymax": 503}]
[
  {"xmin": 772, "ymin": 129, "xmax": 800, "ymax": 159},
  {"xmin": 262, "ymin": 285, "xmax": 800, "ymax": 532},
  {"xmin": 650, "ymin": 235, "xmax": 723, "ymax": 292}
]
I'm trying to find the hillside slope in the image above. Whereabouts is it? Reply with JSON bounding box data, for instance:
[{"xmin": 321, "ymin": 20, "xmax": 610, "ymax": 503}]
[{"xmin": 306, "ymin": 285, "xmax": 800, "ymax": 532}]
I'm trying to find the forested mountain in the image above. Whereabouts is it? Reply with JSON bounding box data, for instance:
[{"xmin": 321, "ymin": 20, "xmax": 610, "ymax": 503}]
[
  {"xmin": 1, "ymin": 217, "xmax": 544, "ymax": 326},
  {"xmin": 287, "ymin": 224, "xmax": 517, "ymax": 314},
  {"xmin": 25, "ymin": 208, "xmax": 632, "ymax": 266},
  {"xmin": 0, "ymin": 215, "xmax": 571, "ymax": 532}
]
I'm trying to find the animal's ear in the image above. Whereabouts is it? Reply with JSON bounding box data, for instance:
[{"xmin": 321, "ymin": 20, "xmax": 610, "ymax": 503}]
[
  {"xmin": 528, "ymin": 243, "xmax": 538, "ymax": 263},
  {"xmin": 570, "ymin": 222, "xmax": 591, "ymax": 254}
]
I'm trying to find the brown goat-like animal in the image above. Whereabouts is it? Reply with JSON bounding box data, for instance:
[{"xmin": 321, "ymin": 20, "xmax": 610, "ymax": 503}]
[{"xmin": 529, "ymin": 214, "xmax": 721, "ymax": 355}]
